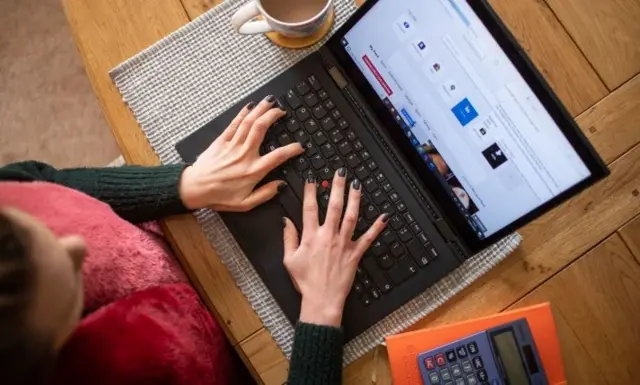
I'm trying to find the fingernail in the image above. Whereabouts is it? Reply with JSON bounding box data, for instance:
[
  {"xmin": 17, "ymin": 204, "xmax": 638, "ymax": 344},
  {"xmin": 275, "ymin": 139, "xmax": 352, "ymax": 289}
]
[
  {"xmin": 338, "ymin": 167, "xmax": 346, "ymax": 177},
  {"xmin": 306, "ymin": 173, "xmax": 316, "ymax": 184},
  {"xmin": 282, "ymin": 217, "xmax": 287, "ymax": 228},
  {"xmin": 352, "ymin": 179, "xmax": 361, "ymax": 190},
  {"xmin": 247, "ymin": 102, "xmax": 256, "ymax": 110},
  {"xmin": 277, "ymin": 182, "xmax": 288, "ymax": 193},
  {"xmin": 381, "ymin": 213, "xmax": 390, "ymax": 223},
  {"xmin": 266, "ymin": 95, "xmax": 276, "ymax": 103}
]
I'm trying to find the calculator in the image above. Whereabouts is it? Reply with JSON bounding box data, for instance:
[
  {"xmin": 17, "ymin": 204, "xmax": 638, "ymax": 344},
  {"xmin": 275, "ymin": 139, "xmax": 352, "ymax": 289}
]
[{"xmin": 417, "ymin": 319, "xmax": 548, "ymax": 385}]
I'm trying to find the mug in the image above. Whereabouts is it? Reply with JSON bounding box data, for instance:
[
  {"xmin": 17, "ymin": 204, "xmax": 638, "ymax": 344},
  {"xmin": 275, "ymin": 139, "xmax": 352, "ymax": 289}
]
[{"xmin": 231, "ymin": 0, "xmax": 334, "ymax": 38}]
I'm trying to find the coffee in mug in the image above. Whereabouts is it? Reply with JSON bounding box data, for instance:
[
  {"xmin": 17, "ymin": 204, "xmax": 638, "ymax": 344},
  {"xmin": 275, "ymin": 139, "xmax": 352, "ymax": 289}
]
[{"xmin": 231, "ymin": 0, "xmax": 334, "ymax": 38}]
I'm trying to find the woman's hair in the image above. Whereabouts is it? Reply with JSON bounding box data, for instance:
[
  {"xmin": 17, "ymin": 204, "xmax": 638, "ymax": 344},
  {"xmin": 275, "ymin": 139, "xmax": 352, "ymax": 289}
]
[{"xmin": 0, "ymin": 211, "xmax": 56, "ymax": 385}]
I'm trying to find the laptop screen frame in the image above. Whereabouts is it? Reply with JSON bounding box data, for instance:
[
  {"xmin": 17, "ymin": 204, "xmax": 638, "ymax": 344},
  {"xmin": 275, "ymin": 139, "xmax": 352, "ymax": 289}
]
[{"xmin": 324, "ymin": 0, "xmax": 609, "ymax": 253}]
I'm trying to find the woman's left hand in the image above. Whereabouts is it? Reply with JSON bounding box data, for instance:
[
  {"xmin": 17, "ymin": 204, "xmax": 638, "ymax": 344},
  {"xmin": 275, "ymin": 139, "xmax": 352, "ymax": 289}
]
[{"xmin": 179, "ymin": 96, "xmax": 304, "ymax": 212}]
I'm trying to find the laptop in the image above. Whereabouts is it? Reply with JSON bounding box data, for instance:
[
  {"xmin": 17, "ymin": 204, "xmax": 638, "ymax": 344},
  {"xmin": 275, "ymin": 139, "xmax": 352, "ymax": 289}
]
[{"xmin": 176, "ymin": 0, "xmax": 608, "ymax": 342}]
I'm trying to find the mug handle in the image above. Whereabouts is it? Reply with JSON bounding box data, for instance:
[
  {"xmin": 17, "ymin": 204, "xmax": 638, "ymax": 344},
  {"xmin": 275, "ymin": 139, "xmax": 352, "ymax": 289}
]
[{"xmin": 231, "ymin": 1, "xmax": 274, "ymax": 35}]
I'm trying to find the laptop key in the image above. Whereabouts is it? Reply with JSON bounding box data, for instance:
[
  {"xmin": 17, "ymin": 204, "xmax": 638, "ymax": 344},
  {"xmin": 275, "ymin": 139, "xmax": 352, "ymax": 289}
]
[
  {"xmin": 305, "ymin": 93, "xmax": 319, "ymax": 107},
  {"xmin": 312, "ymin": 131, "xmax": 328, "ymax": 146},
  {"xmin": 388, "ymin": 191, "xmax": 400, "ymax": 202},
  {"xmin": 361, "ymin": 295, "xmax": 372, "ymax": 307},
  {"xmin": 318, "ymin": 89, "xmax": 329, "ymax": 100},
  {"xmin": 285, "ymin": 89, "xmax": 302, "ymax": 109},
  {"xmin": 321, "ymin": 143, "xmax": 336, "ymax": 158},
  {"xmin": 337, "ymin": 141, "xmax": 353, "ymax": 156},
  {"xmin": 321, "ymin": 117, "xmax": 336, "ymax": 130},
  {"xmin": 277, "ymin": 132, "xmax": 293, "ymax": 146},
  {"xmin": 377, "ymin": 254, "xmax": 395, "ymax": 270},
  {"xmin": 329, "ymin": 156, "xmax": 344, "ymax": 170},
  {"xmin": 363, "ymin": 178, "xmax": 377, "ymax": 192},
  {"xmin": 345, "ymin": 129, "xmax": 357, "ymax": 141},
  {"xmin": 304, "ymin": 119, "xmax": 319, "ymax": 134},
  {"xmin": 353, "ymin": 140, "xmax": 364, "ymax": 151},
  {"xmin": 372, "ymin": 190, "xmax": 387, "ymax": 205},
  {"xmin": 368, "ymin": 160, "xmax": 379, "ymax": 172},
  {"xmin": 417, "ymin": 232, "xmax": 429, "ymax": 244},
  {"xmin": 382, "ymin": 182, "xmax": 393, "ymax": 192},
  {"xmin": 353, "ymin": 282, "xmax": 364, "ymax": 295},
  {"xmin": 381, "ymin": 230, "xmax": 396, "ymax": 245},
  {"xmin": 381, "ymin": 201, "xmax": 395, "ymax": 215},
  {"xmin": 370, "ymin": 288, "xmax": 382, "ymax": 300},
  {"xmin": 356, "ymin": 216, "xmax": 370, "ymax": 232},
  {"xmin": 311, "ymin": 155, "xmax": 326, "ymax": 169},
  {"xmin": 304, "ymin": 142, "xmax": 317, "ymax": 156},
  {"xmin": 329, "ymin": 129, "xmax": 344, "ymax": 143},
  {"xmin": 308, "ymin": 75, "xmax": 322, "ymax": 90},
  {"xmin": 346, "ymin": 153, "xmax": 361, "ymax": 168},
  {"xmin": 294, "ymin": 157, "xmax": 309, "ymax": 172},
  {"xmin": 273, "ymin": 122, "xmax": 286, "ymax": 134},
  {"xmin": 426, "ymin": 243, "xmax": 439, "ymax": 259},
  {"xmin": 363, "ymin": 258, "xmax": 391, "ymax": 290},
  {"xmin": 296, "ymin": 81, "xmax": 311, "ymax": 95},
  {"xmin": 364, "ymin": 204, "xmax": 379, "ymax": 220},
  {"xmin": 403, "ymin": 212, "xmax": 415, "ymax": 224},
  {"xmin": 324, "ymin": 99, "xmax": 336, "ymax": 110},
  {"xmin": 338, "ymin": 118, "xmax": 349, "ymax": 130},
  {"xmin": 354, "ymin": 165, "xmax": 369, "ymax": 180},
  {"xmin": 319, "ymin": 193, "xmax": 330, "ymax": 209},
  {"xmin": 371, "ymin": 240, "xmax": 387, "ymax": 257},
  {"xmin": 319, "ymin": 167, "xmax": 333, "ymax": 181},
  {"xmin": 398, "ymin": 227, "xmax": 413, "ymax": 242},
  {"xmin": 411, "ymin": 223, "xmax": 422, "ymax": 234},
  {"xmin": 407, "ymin": 240, "xmax": 430, "ymax": 267},
  {"xmin": 390, "ymin": 242, "xmax": 405, "ymax": 258},
  {"xmin": 396, "ymin": 201, "xmax": 407, "ymax": 212},
  {"xmin": 389, "ymin": 215, "xmax": 404, "ymax": 230},
  {"xmin": 312, "ymin": 104, "xmax": 326, "ymax": 118},
  {"xmin": 296, "ymin": 107, "xmax": 311, "ymax": 121},
  {"xmin": 294, "ymin": 130, "xmax": 310, "ymax": 144},
  {"xmin": 360, "ymin": 150, "xmax": 371, "ymax": 161},
  {"xmin": 388, "ymin": 257, "xmax": 418, "ymax": 284},
  {"xmin": 360, "ymin": 193, "xmax": 370, "ymax": 207}
]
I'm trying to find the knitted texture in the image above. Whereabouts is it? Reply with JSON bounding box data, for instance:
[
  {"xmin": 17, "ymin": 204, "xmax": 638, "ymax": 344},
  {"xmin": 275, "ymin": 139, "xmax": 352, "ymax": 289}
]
[{"xmin": 288, "ymin": 323, "xmax": 344, "ymax": 385}]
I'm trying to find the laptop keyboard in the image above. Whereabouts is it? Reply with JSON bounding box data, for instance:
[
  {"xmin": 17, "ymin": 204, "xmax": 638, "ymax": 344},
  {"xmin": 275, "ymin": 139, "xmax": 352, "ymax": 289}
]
[{"xmin": 261, "ymin": 73, "xmax": 440, "ymax": 307}]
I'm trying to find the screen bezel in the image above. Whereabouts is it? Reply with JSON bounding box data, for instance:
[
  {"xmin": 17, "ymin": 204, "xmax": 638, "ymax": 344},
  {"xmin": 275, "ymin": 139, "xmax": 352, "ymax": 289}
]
[{"xmin": 325, "ymin": 0, "xmax": 609, "ymax": 253}]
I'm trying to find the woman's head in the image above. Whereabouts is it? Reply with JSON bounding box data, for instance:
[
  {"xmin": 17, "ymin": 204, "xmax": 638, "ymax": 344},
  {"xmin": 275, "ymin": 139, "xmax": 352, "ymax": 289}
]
[{"xmin": 0, "ymin": 207, "xmax": 86, "ymax": 385}]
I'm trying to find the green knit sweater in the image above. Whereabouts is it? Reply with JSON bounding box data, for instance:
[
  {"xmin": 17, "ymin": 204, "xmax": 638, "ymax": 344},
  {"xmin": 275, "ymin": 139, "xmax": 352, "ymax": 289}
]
[{"xmin": 0, "ymin": 161, "xmax": 343, "ymax": 385}]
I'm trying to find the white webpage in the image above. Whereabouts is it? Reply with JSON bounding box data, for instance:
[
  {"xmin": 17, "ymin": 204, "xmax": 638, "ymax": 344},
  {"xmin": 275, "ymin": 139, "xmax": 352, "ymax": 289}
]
[{"xmin": 343, "ymin": 0, "xmax": 590, "ymax": 237}]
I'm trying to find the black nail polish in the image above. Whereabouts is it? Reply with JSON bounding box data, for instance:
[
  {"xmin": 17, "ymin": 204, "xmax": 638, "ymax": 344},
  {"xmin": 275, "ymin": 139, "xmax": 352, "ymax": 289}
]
[
  {"xmin": 282, "ymin": 217, "xmax": 287, "ymax": 228},
  {"xmin": 266, "ymin": 95, "xmax": 276, "ymax": 103},
  {"xmin": 338, "ymin": 167, "xmax": 346, "ymax": 177},
  {"xmin": 306, "ymin": 173, "xmax": 316, "ymax": 184},
  {"xmin": 352, "ymin": 179, "xmax": 361, "ymax": 190},
  {"xmin": 381, "ymin": 213, "xmax": 390, "ymax": 223},
  {"xmin": 247, "ymin": 102, "xmax": 256, "ymax": 110},
  {"xmin": 277, "ymin": 182, "xmax": 288, "ymax": 193}
]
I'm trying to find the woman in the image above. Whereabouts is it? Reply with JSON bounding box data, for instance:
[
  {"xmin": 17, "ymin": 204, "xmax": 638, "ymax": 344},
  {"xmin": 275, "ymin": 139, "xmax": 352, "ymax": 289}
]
[{"xmin": 0, "ymin": 96, "xmax": 387, "ymax": 385}]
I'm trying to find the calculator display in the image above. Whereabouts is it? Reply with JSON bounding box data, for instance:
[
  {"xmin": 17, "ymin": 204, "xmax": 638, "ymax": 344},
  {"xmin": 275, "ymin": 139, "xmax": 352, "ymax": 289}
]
[{"xmin": 493, "ymin": 331, "xmax": 530, "ymax": 385}]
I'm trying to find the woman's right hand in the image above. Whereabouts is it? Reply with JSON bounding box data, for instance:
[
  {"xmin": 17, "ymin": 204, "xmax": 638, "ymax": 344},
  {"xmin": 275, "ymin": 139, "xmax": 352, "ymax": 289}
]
[{"xmin": 282, "ymin": 168, "xmax": 388, "ymax": 327}]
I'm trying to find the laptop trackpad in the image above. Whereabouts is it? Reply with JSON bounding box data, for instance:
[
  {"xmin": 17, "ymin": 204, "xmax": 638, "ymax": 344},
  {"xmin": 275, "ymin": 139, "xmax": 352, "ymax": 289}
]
[{"xmin": 220, "ymin": 200, "xmax": 302, "ymax": 324}]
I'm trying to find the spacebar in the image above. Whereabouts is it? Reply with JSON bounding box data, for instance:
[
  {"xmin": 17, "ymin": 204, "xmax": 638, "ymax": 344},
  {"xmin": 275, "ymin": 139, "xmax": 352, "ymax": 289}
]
[{"xmin": 279, "ymin": 169, "xmax": 304, "ymax": 232}]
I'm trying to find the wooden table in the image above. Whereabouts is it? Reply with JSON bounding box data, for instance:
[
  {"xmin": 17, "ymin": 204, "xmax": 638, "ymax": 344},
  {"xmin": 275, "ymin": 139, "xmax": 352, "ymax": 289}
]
[{"xmin": 63, "ymin": 0, "xmax": 640, "ymax": 383}]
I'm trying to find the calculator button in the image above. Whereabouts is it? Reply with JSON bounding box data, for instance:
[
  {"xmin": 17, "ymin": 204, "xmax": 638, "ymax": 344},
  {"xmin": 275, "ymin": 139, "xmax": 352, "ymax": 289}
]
[
  {"xmin": 424, "ymin": 356, "xmax": 435, "ymax": 370},
  {"xmin": 446, "ymin": 350, "xmax": 457, "ymax": 362},
  {"xmin": 462, "ymin": 360, "xmax": 473, "ymax": 374},
  {"xmin": 451, "ymin": 364, "xmax": 462, "ymax": 378},
  {"xmin": 456, "ymin": 345, "xmax": 468, "ymax": 358},
  {"xmin": 476, "ymin": 369, "xmax": 488, "ymax": 382},
  {"xmin": 472, "ymin": 356, "xmax": 484, "ymax": 370},
  {"xmin": 467, "ymin": 342, "xmax": 479, "ymax": 355},
  {"xmin": 466, "ymin": 374, "xmax": 478, "ymax": 385},
  {"xmin": 429, "ymin": 371, "xmax": 440, "ymax": 384},
  {"xmin": 440, "ymin": 368, "xmax": 452, "ymax": 382},
  {"xmin": 435, "ymin": 353, "xmax": 447, "ymax": 367},
  {"xmin": 454, "ymin": 378, "xmax": 465, "ymax": 385}
]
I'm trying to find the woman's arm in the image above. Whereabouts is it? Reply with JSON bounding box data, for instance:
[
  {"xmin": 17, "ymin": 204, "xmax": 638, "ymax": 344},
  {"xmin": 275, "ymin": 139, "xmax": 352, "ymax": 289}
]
[
  {"xmin": 287, "ymin": 323, "xmax": 343, "ymax": 385},
  {"xmin": 0, "ymin": 96, "xmax": 305, "ymax": 223},
  {"xmin": 283, "ymin": 171, "xmax": 388, "ymax": 385},
  {"xmin": 0, "ymin": 161, "xmax": 188, "ymax": 223}
]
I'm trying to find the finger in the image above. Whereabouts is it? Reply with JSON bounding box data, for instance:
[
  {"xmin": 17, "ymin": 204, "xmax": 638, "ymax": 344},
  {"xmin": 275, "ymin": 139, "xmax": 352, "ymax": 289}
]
[
  {"xmin": 353, "ymin": 214, "xmax": 389, "ymax": 259},
  {"xmin": 245, "ymin": 108, "xmax": 286, "ymax": 150},
  {"xmin": 282, "ymin": 217, "xmax": 300, "ymax": 259},
  {"xmin": 324, "ymin": 168, "xmax": 347, "ymax": 232},
  {"xmin": 220, "ymin": 102, "xmax": 255, "ymax": 141},
  {"xmin": 302, "ymin": 174, "xmax": 319, "ymax": 237},
  {"xmin": 232, "ymin": 95, "xmax": 277, "ymax": 144},
  {"xmin": 259, "ymin": 142, "xmax": 305, "ymax": 173},
  {"xmin": 340, "ymin": 179, "xmax": 362, "ymax": 240},
  {"xmin": 235, "ymin": 180, "xmax": 287, "ymax": 212}
]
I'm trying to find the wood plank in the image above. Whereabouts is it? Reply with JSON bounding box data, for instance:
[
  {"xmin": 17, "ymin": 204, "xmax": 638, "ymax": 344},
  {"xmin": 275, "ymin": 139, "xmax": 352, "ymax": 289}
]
[
  {"xmin": 619, "ymin": 214, "xmax": 640, "ymax": 264},
  {"xmin": 236, "ymin": 329, "xmax": 288, "ymax": 385},
  {"xmin": 407, "ymin": 143, "xmax": 640, "ymax": 329},
  {"xmin": 487, "ymin": 0, "xmax": 608, "ymax": 116},
  {"xmin": 344, "ymin": 346, "xmax": 392, "ymax": 385},
  {"xmin": 181, "ymin": 0, "xmax": 222, "ymax": 20},
  {"xmin": 62, "ymin": 0, "xmax": 264, "ymax": 342},
  {"xmin": 545, "ymin": 0, "xmax": 640, "ymax": 90},
  {"xmin": 577, "ymin": 74, "xmax": 640, "ymax": 164},
  {"xmin": 510, "ymin": 234, "xmax": 640, "ymax": 384}
]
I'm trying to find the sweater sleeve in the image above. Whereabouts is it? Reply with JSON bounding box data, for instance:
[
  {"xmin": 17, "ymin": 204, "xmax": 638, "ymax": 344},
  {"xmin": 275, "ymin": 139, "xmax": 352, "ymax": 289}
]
[
  {"xmin": 0, "ymin": 161, "xmax": 190, "ymax": 223},
  {"xmin": 287, "ymin": 322, "xmax": 343, "ymax": 385}
]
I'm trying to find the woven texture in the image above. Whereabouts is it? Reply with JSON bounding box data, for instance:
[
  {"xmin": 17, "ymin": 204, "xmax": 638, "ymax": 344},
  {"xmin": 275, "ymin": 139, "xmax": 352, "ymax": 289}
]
[{"xmin": 110, "ymin": 0, "xmax": 522, "ymax": 365}]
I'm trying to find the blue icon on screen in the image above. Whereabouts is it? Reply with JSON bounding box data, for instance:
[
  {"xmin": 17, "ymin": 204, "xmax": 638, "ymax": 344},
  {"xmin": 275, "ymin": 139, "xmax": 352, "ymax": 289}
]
[
  {"xmin": 451, "ymin": 98, "xmax": 479, "ymax": 126},
  {"xmin": 401, "ymin": 108, "xmax": 416, "ymax": 127},
  {"xmin": 403, "ymin": 21, "xmax": 410, "ymax": 28},
  {"xmin": 411, "ymin": 137, "xmax": 419, "ymax": 146},
  {"xmin": 418, "ymin": 41, "xmax": 426, "ymax": 50}
]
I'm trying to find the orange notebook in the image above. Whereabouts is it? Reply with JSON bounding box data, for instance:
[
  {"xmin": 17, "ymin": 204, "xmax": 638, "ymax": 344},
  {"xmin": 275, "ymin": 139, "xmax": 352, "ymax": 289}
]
[{"xmin": 385, "ymin": 303, "xmax": 566, "ymax": 385}]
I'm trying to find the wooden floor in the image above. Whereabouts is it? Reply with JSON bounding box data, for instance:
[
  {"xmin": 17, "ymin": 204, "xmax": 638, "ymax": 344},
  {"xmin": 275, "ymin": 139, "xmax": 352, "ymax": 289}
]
[{"xmin": 184, "ymin": 0, "xmax": 640, "ymax": 383}]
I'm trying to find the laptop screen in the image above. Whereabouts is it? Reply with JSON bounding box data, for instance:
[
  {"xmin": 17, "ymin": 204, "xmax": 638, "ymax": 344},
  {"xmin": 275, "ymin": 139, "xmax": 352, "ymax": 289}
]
[{"xmin": 341, "ymin": 0, "xmax": 591, "ymax": 239}]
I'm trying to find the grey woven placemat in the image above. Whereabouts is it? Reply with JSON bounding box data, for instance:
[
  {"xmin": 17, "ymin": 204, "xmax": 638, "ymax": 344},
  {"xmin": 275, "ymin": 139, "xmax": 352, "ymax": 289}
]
[{"xmin": 110, "ymin": 0, "xmax": 521, "ymax": 365}]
